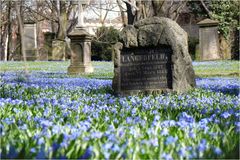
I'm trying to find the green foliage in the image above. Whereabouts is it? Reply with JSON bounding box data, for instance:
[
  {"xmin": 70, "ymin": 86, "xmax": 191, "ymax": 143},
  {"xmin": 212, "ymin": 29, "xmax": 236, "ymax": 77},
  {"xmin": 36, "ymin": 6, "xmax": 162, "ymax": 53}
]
[
  {"xmin": 188, "ymin": 0, "xmax": 239, "ymax": 39},
  {"xmin": 92, "ymin": 26, "xmax": 120, "ymax": 61},
  {"xmin": 210, "ymin": 0, "xmax": 240, "ymax": 39}
]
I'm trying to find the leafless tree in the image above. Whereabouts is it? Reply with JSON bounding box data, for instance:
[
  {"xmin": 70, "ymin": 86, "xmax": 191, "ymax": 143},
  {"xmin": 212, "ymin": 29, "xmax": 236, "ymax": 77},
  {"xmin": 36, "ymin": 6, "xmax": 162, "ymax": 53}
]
[
  {"xmin": 86, "ymin": 0, "xmax": 119, "ymax": 25},
  {"xmin": 15, "ymin": 1, "xmax": 26, "ymax": 61},
  {"xmin": 0, "ymin": 0, "xmax": 3, "ymax": 60},
  {"xmin": 118, "ymin": 0, "xmax": 188, "ymax": 24}
]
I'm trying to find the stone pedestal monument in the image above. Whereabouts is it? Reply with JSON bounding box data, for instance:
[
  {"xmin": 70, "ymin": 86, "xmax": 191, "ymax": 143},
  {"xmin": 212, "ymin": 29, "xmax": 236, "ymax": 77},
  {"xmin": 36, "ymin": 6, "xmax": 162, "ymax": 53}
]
[
  {"xmin": 113, "ymin": 17, "xmax": 196, "ymax": 95},
  {"xmin": 68, "ymin": 0, "xmax": 94, "ymax": 74},
  {"xmin": 197, "ymin": 19, "xmax": 220, "ymax": 60}
]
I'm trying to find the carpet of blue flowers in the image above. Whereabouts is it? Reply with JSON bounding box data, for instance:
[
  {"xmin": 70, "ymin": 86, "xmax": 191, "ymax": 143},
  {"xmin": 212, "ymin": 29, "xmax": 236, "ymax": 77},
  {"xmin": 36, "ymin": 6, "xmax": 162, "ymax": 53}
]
[{"xmin": 0, "ymin": 62, "xmax": 239, "ymax": 159}]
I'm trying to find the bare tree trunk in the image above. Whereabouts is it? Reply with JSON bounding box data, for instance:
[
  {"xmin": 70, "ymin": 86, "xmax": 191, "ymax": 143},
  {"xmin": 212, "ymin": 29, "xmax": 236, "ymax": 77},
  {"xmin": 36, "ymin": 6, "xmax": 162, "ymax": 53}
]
[
  {"xmin": 125, "ymin": 1, "xmax": 135, "ymax": 25},
  {"xmin": 15, "ymin": 0, "xmax": 29, "ymax": 74},
  {"xmin": 124, "ymin": 0, "xmax": 187, "ymax": 23},
  {"xmin": 116, "ymin": 0, "xmax": 127, "ymax": 26},
  {"xmin": 0, "ymin": 0, "xmax": 2, "ymax": 60},
  {"xmin": 15, "ymin": 1, "xmax": 26, "ymax": 62},
  {"xmin": 36, "ymin": 0, "xmax": 41, "ymax": 60},
  {"xmin": 4, "ymin": 36, "xmax": 8, "ymax": 61},
  {"xmin": 152, "ymin": 0, "xmax": 165, "ymax": 17},
  {"xmin": 51, "ymin": 0, "xmax": 58, "ymax": 35},
  {"xmin": 7, "ymin": 0, "xmax": 12, "ymax": 61},
  {"xmin": 57, "ymin": 0, "xmax": 67, "ymax": 40},
  {"xmin": 200, "ymin": 0, "xmax": 212, "ymax": 18}
]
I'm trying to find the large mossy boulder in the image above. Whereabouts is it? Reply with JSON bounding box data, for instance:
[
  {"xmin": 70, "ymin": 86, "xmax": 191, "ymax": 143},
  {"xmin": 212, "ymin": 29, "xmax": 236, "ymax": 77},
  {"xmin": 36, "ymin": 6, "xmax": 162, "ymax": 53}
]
[{"xmin": 113, "ymin": 17, "xmax": 196, "ymax": 95}]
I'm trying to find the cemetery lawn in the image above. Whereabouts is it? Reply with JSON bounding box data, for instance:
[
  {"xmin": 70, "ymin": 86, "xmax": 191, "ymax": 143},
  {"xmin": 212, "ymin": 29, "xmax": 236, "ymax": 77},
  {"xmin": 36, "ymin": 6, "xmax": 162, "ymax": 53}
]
[
  {"xmin": 0, "ymin": 60, "xmax": 239, "ymax": 159},
  {"xmin": 0, "ymin": 60, "xmax": 239, "ymax": 78}
]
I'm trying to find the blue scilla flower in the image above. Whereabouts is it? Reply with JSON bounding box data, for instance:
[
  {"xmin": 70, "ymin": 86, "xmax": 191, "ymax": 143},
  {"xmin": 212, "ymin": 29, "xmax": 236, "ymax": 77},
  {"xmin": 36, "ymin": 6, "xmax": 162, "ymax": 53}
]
[
  {"xmin": 235, "ymin": 122, "xmax": 240, "ymax": 132},
  {"xmin": 131, "ymin": 108, "xmax": 137, "ymax": 115},
  {"xmin": 103, "ymin": 142, "xmax": 113, "ymax": 151},
  {"xmin": 91, "ymin": 131, "xmax": 103, "ymax": 139},
  {"xmin": 161, "ymin": 152, "xmax": 173, "ymax": 160},
  {"xmin": 178, "ymin": 147, "xmax": 186, "ymax": 157},
  {"xmin": 37, "ymin": 137, "xmax": 45, "ymax": 145},
  {"xmin": 3, "ymin": 118, "xmax": 14, "ymax": 125},
  {"xmin": 112, "ymin": 144, "xmax": 120, "ymax": 152},
  {"xmin": 126, "ymin": 117, "xmax": 132, "ymax": 124},
  {"xmin": 161, "ymin": 128, "xmax": 169, "ymax": 136},
  {"xmin": 79, "ymin": 146, "xmax": 92, "ymax": 159},
  {"xmin": 214, "ymin": 147, "xmax": 222, "ymax": 155},
  {"xmin": 198, "ymin": 139, "xmax": 207, "ymax": 153},
  {"xmin": 165, "ymin": 136, "xmax": 178, "ymax": 145},
  {"xmin": 221, "ymin": 111, "xmax": 231, "ymax": 119},
  {"xmin": 13, "ymin": 108, "xmax": 20, "ymax": 113},
  {"xmin": 30, "ymin": 148, "xmax": 36, "ymax": 153},
  {"xmin": 188, "ymin": 130, "xmax": 196, "ymax": 139},
  {"xmin": 150, "ymin": 138, "xmax": 159, "ymax": 147},
  {"xmin": 40, "ymin": 119, "xmax": 53, "ymax": 128},
  {"xmin": 161, "ymin": 120, "xmax": 176, "ymax": 127},
  {"xmin": 52, "ymin": 125, "xmax": 61, "ymax": 134},
  {"xmin": 155, "ymin": 115, "xmax": 160, "ymax": 121},
  {"xmin": 19, "ymin": 124, "xmax": 27, "ymax": 130}
]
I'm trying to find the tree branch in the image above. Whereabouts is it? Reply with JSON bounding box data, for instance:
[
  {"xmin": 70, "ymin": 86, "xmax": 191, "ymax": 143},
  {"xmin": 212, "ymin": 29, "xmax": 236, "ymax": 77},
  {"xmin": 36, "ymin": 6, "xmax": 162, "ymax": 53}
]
[{"xmin": 200, "ymin": 0, "xmax": 212, "ymax": 18}]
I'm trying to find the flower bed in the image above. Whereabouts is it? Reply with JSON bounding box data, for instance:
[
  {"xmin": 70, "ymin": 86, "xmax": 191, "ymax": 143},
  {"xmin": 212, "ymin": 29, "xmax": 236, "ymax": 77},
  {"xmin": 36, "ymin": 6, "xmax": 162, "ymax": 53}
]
[{"xmin": 0, "ymin": 72, "xmax": 239, "ymax": 159}]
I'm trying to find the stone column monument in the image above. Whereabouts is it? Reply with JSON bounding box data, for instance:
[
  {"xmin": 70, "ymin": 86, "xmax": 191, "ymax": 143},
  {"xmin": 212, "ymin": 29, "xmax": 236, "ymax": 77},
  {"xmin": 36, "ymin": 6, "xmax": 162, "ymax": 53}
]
[
  {"xmin": 67, "ymin": 0, "xmax": 94, "ymax": 74},
  {"xmin": 197, "ymin": 19, "xmax": 220, "ymax": 60}
]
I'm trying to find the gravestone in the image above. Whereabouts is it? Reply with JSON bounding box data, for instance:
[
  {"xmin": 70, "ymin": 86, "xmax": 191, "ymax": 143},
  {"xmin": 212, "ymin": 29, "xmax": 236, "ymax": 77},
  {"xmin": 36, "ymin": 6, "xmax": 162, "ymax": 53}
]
[
  {"xmin": 52, "ymin": 40, "xmax": 65, "ymax": 61},
  {"xmin": 197, "ymin": 19, "xmax": 220, "ymax": 60},
  {"xmin": 113, "ymin": 17, "xmax": 196, "ymax": 95},
  {"xmin": 67, "ymin": 29, "xmax": 94, "ymax": 74},
  {"xmin": 24, "ymin": 22, "xmax": 37, "ymax": 61},
  {"xmin": 67, "ymin": 0, "xmax": 94, "ymax": 74},
  {"xmin": 40, "ymin": 32, "xmax": 55, "ymax": 61}
]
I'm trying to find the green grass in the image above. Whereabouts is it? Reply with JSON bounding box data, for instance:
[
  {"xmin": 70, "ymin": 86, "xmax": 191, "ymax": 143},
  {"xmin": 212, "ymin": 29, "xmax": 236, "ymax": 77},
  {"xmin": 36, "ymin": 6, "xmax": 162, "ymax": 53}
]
[
  {"xmin": 0, "ymin": 60, "xmax": 239, "ymax": 78},
  {"xmin": 193, "ymin": 60, "xmax": 239, "ymax": 77}
]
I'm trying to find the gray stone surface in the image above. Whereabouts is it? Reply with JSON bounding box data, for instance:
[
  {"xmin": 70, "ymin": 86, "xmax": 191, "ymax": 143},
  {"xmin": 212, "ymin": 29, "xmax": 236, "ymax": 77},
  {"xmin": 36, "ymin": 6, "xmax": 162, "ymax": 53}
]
[
  {"xmin": 52, "ymin": 40, "xmax": 66, "ymax": 61},
  {"xmin": 197, "ymin": 19, "xmax": 220, "ymax": 60},
  {"xmin": 67, "ymin": 27, "xmax": 94, "ymax": 74},
  {"xmin": 24, "ymin": 23, "xmax": 37, "ymax": 61},
  {"xmin": 113, "ymin": 17, "xmax": 196, "ymax": 95}
]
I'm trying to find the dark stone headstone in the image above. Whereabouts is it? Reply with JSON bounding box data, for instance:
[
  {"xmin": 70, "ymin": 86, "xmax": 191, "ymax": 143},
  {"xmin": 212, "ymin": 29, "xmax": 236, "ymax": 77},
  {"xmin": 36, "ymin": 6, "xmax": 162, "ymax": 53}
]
[{"xmin": 113, "ymin": 17, "xmax": 196, "ymax": 95}]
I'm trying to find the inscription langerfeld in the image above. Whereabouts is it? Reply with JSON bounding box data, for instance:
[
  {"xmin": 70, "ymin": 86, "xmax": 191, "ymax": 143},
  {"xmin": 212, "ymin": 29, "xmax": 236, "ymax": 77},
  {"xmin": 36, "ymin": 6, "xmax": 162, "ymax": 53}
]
[{"xmin": 120, "ymin": 46, "xmax": 172, "ymax": 90}]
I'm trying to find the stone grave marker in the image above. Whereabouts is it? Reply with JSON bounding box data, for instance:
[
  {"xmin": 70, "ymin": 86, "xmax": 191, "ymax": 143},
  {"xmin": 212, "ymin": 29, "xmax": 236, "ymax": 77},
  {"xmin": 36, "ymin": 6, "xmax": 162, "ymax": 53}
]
[
  {"xmin": 24, "ymin": 22, "xmax": 37, "ymax": 61},
  {"xmin": 67, "ymin": 0, "xmax": 94, "ymax": 74},
  {"xmin": 113, "ymin": 17, "xmax": 196, "ymax": 95},
  {"xmin": 67, "ymin": 29, "xmax": 93, "ymax": 74},
  {"xmin": 39, "ymin": 32, "xmax": 55, "ymax": 61},
  {"xmin": 197, "ymin": 19, "xmax": 220, "ymax": 60},
  {"xmin": 52, "ymin": 40, "xmax": 65, "ymax": 61}
]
